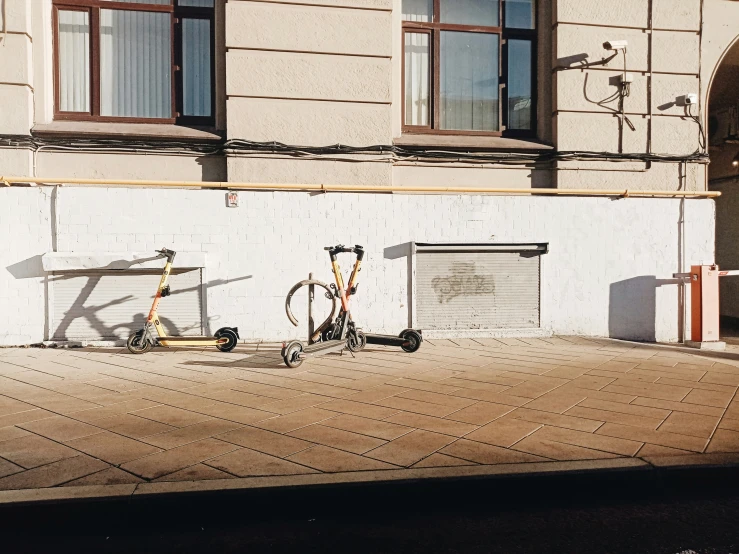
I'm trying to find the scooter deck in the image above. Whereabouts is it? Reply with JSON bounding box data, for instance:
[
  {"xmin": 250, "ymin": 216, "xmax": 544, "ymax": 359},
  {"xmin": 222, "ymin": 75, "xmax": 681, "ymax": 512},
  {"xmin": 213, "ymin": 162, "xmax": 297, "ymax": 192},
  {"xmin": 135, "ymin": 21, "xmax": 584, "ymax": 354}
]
[
  {"xmin": 301, "ymin": 340, "xmax": 347, "ymax": 357},
  {"xmin": 158, "ymin": 336, "xmax": 224, "ymax": 347},
  {"xmin": 365, "ymin": 334, "xmax": 408, "ymax": 347},
  {"xmin": 158, "ymin": 336, "xmax": 220, "ymax": 341}
]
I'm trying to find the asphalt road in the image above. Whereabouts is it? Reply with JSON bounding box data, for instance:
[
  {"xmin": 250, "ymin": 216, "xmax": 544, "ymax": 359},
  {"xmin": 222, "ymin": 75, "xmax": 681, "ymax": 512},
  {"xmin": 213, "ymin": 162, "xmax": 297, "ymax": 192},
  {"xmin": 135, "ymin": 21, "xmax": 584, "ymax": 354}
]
[{"xmin": 5, "ymin": 486, "xmax": 739, "ymax": 554}]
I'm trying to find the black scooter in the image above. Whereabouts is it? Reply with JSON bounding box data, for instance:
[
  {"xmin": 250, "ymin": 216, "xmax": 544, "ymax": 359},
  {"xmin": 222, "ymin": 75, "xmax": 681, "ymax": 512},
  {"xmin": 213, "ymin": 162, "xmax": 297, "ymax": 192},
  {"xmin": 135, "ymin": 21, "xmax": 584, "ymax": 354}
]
[{"xmin": 282, "ymin": 245, "xmax": 422, "ymax": 368}]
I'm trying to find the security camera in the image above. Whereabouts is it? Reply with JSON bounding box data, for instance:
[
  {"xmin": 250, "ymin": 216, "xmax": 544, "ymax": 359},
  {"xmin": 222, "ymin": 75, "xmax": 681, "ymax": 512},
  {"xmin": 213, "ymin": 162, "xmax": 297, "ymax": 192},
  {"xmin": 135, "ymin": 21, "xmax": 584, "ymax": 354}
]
[{"xmin": 603, "ymin": 40, "xmax": 628, "ymax": 51}]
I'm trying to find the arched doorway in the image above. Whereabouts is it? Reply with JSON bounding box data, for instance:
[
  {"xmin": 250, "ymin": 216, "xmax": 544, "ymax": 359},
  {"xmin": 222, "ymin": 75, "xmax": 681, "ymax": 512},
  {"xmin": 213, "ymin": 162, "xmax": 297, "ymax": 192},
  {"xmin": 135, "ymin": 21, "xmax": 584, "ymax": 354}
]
[{"xmin": 708, "ymin": 38, "xmax": 739, "ymax": 340}]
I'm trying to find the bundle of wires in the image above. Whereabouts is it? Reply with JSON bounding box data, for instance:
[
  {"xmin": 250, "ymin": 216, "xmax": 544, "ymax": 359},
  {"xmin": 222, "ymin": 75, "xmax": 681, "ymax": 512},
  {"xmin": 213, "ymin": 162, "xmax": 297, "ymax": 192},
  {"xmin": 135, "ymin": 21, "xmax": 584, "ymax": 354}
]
[{"xmin": 0, "ymin": 134, "xmax": 710, "ymax": 166}]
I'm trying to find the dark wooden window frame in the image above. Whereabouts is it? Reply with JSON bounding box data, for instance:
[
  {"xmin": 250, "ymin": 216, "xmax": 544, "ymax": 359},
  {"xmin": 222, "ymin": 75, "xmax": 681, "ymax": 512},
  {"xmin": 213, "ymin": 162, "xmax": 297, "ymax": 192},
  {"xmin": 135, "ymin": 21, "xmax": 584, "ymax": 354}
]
[
  {"xmin": 401, "ymin": 0, "xmax": 537, "ymax": 139},
  {"xmin": 52, "ymin": 0, "xmax": 215, "ymax": 126}
]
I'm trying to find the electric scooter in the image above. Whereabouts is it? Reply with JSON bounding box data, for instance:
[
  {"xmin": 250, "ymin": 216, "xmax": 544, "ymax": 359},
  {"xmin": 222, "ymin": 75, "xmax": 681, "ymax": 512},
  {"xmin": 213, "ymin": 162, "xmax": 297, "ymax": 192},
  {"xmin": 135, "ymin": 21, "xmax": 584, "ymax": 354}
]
[
  {"xmin": 281, "ymin": 245, "xmax": 367, "ymax": 367},
  {"xmin": 126, "ymin": 248, "xmax": 239, "ymax": 354},
  {"xmin": 282, "ymin": 245, "xmax": 422, "ymax": 368}
]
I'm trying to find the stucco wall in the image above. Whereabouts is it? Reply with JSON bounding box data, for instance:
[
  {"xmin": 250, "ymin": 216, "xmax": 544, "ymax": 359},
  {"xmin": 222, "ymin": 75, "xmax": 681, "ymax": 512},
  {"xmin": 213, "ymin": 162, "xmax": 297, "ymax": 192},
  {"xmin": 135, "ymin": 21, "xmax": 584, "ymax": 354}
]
[
  {"xmin": 701, "ymin": 0, "xmax": 739, "ymax": 108},
  {"xmin": 225, "ymin": 0, "xmax": 394, "ymax": 187},
  {"xmin": 0, "ymin": 0, "xmax": 723, "ymax": 193},
  {"xmin": 0, "ymin": 186, "xmax": 715, "ymax": 345},
  {"xmin": 0, "ymin": 0, "xmax": 33, "ymax": 176},
  {"xmin": 552, "ymin": 0, "xmax": 707, "ymax": 191}
]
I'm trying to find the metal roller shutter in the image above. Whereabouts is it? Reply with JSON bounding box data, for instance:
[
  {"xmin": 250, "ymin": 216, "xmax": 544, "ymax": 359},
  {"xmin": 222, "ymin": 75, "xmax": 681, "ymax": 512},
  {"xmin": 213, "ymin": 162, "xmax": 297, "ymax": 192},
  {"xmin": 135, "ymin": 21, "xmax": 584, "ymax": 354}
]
[
  {"xmin": 416, "ymin": 250, "xmax": 541, "ymax": 330},
  {"xmin": 51, "ymin": 269, "xmax": 203, "ymax": 340}
]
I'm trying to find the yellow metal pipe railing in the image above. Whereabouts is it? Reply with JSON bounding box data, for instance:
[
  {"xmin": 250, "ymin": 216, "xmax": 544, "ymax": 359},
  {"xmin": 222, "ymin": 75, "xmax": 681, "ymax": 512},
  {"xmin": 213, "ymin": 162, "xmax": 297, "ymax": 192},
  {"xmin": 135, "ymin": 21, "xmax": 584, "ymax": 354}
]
[{"xmin": 0, "ymin": 176, "xmax": 721, "ymax": 198}]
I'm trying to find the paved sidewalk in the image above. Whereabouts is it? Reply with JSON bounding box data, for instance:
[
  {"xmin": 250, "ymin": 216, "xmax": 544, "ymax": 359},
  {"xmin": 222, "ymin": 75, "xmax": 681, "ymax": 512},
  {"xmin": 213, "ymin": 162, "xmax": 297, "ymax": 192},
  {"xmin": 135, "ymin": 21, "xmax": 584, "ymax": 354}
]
[{"xmin": 0, "ymin": 337, "xmax": 738, "ymax": 497}]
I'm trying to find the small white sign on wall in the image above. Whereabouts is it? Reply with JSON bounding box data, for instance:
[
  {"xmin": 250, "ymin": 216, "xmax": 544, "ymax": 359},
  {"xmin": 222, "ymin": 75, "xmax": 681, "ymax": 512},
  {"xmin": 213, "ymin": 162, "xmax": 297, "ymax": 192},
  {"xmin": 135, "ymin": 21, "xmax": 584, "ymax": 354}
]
[{"xmin": 226, "ymin": 192, "xmax": 239, "ymax": 208}]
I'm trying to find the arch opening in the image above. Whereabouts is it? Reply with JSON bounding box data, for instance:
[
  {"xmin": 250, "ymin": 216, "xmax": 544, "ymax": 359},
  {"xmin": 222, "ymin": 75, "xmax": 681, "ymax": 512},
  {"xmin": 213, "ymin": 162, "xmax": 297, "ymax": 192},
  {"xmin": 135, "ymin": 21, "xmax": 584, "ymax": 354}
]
[{"xmin": 708, "ymin": 36, "xmax": 739, "ymax": 341}]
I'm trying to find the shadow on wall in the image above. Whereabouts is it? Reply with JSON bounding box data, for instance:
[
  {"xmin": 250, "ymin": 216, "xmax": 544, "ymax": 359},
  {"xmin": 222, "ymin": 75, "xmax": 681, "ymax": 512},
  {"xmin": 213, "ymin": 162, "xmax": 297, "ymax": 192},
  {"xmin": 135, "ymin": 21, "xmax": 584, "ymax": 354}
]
[
  {"xmin": 609, "ymin": 276, "xmax": 658, "ymax": 342},
  {"xmin": 384, "ymin": 242, "xmax": 414, "ymax": 328},
  {"xmin": 609, "ymin": 276, "xmax": 682, "ymax": 342},
  {"xmin": 6, "ymin": 254, "xmax": 251, "ymax": 341},
  {"xmin": 196, "ymin": 156, "xmax": 227, "ymax": 182},
  {"xmin": 5, "ymin": 255, "xmax": 45, "ymax": 280}
]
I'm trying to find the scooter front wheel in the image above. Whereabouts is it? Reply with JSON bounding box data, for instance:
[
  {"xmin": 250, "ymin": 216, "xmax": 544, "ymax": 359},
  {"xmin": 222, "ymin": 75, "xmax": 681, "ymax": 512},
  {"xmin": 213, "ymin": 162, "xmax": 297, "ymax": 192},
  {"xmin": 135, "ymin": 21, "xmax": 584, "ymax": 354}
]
[
  {"xmin": 127, "ymin": 330, "xmax": 153, "ymax": 354},
  {"xmin": 283, "ymin": 341, "xmax": 305, "ymax": 368},
  {"xmin": 347, "ymin": 330, "xmax": 367, "ymax": 353},
  {"xmin": 400, "ymin": 330, "xmax": 422, "ymax": 353},
  {"xmin": 215, "ymin": 327, "xmax": 238, "ymax": 353}
]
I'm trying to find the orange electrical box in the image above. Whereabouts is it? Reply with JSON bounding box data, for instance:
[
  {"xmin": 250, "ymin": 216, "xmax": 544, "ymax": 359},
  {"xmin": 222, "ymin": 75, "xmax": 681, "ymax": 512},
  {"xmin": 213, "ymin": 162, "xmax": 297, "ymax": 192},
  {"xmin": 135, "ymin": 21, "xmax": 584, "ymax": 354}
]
[{"xmin": 690, "ymin": 265, "xmax": 720, "ymax": 343}]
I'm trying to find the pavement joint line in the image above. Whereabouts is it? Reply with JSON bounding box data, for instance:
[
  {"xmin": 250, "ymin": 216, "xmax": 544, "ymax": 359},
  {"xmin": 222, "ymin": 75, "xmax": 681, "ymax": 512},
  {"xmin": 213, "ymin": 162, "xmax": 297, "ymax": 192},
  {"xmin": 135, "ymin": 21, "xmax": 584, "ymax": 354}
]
[{"xmin": 704, "ymin": 384, "xmax": 739, "ymax": 451}]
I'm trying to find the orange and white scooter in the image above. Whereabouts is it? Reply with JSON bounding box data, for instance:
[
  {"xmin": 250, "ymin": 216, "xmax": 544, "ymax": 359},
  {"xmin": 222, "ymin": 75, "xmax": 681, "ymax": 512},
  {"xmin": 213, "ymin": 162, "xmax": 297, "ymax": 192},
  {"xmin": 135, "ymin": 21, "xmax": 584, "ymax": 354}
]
[
  {"xmin": 281, "ymin": 244, "xmax": 422, "ymax": 368},
  {"xmin": 126, "ymin": 248, "xmax": 239, "ymax": 354}
]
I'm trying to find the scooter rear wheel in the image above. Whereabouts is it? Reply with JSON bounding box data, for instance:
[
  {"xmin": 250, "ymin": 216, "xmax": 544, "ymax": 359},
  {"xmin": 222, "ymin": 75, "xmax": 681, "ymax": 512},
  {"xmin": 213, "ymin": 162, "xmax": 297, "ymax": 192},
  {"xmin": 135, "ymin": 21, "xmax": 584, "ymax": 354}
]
[
  {"xmin": 127, "ymin": 330, "xmax": 153, "ymax": 354},
  {"xmin": 215, "ymin": 328, "xmax": 238, "ymax": 352},
  {"xmin": 283, "ymin": 341, "xmax": 305, "ymax": 368},
  {"xmin": 400, "ymin": 330, "xmax": 422, "ymax": 353}
]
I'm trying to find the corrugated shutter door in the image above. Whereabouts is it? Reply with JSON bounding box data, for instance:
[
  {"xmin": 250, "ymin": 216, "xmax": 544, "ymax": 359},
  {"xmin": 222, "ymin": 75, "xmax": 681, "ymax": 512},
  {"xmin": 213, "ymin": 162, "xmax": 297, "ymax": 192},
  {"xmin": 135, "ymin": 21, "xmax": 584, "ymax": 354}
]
[
  {"xmin": 416, "ymin": 251, "xmax": 540, "ymax": 330},
  {"xmin": 51, "ymin": 269, "xmax": 203, "ymax": 340}
]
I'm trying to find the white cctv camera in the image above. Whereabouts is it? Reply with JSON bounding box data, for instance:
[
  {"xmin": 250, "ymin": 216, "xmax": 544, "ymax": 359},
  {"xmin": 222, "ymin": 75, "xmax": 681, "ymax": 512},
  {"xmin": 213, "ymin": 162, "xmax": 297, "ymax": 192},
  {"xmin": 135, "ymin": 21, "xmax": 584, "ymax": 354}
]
[{"xmin": 603, "ymin": 40, "xmax": 628, "ymax": 51}]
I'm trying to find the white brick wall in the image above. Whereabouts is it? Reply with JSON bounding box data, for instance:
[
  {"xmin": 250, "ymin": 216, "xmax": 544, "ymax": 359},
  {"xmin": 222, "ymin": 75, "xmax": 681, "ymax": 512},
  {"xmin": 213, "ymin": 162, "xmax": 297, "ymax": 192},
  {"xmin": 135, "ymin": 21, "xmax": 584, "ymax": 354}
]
[
  {"xmin": 0, "ymin": 187, "xmax": 715, "ymax": 345},
  {"xmin": 0, "ymin": 188, "xmax": 52, "ymax": 345}
]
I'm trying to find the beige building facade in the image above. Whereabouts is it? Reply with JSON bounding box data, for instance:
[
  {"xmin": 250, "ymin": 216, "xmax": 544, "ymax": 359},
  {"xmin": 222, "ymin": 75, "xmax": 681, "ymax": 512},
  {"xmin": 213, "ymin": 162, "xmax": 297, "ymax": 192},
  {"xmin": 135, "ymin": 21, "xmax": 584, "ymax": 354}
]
[{"xmin": 0, "ymin": 0, "xmax": 738, "ymax": 346}]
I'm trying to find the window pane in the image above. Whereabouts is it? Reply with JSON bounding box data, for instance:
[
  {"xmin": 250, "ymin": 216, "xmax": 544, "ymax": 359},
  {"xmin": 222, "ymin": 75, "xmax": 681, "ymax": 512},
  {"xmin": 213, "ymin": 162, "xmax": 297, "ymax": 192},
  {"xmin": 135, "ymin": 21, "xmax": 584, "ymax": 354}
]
[
  {"xmin": 440, "ymin": 32, "xmax": 499, "ymax": 132},
  {"xmin": 440, "ymin": 0, "xmax": 499, "ymax": 27},
  {"xmin": 182, "ymin": 18, "xmax": 212, "ymax": 117},
  {"xmin": 179, "ymin": 0, "xmax": 215, "ymax": 7},
  {"xmin": 100, "ymin": 9, "xmax": 172, "ymax": 118},
  {"xmin": 507, "ymin": 40, "xmax": 532, "ymax": 130},
  {"xmin": 58, "ymin": 10, "xmax": 90, "ymax": 113},
  {"xmin": 505, "ymin": 0, "xmax": 534, "ymax": 29},
  {"xmin": 402, "ymin": 0, "xmax": 432, "ymax": 22},
  {"xmin": 404, "ymin": 33, "xmax": 430, "ymax": 126}
]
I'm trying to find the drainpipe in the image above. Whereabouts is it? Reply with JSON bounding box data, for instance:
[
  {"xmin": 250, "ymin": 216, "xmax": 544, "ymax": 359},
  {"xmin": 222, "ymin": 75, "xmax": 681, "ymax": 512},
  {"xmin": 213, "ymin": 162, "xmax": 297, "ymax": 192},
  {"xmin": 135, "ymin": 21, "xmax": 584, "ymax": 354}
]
[{"xmin": 647, "ymin": 0, "xmax": 653, "ymax": 156}]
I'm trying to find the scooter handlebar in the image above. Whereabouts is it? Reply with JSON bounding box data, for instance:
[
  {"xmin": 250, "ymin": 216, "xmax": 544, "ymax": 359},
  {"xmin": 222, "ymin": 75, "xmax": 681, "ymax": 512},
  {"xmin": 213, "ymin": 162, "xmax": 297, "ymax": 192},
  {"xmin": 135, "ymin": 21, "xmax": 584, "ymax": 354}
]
[
  {"xmin": 155, "ymin": 248, "xmax": 177, "ymax": 263},
  {"xmin": 324, "ymin": 245, "xmax": 364, "ymax": 255}
]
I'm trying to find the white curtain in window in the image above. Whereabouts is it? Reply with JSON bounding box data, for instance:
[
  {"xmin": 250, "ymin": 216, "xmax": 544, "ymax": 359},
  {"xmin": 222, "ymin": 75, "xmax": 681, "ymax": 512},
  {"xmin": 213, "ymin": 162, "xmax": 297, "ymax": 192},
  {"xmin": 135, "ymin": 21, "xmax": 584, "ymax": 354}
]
[
  {"xmin": 404, "ymin": 33, "xmax": 429, "ymax": 126},
  {"xmin": 100, "ymin": 9, "xmax": 172, "ymax": 118},
  {"xmin": 58, "ymin": 10, "xmax": 90, "ymax": 113},
  {"xmin": 182, "ymin": 18, "xmax": 211, "ymax": 117},
  {"xmin": 402, "ymin": 0, "xmax": 432, "ymax": 22},
  {"xmin": 439, "ymin": 0, "xmax": 499, "ymax": 26}
]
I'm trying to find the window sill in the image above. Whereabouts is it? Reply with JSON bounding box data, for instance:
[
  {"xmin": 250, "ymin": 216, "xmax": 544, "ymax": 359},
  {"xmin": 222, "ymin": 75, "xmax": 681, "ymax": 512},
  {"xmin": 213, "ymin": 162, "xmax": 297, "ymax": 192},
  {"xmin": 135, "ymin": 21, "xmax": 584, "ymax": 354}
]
[
  {"xmin": 394, "ymin": 134, "xmax": 553, "ymax": 151},
  {"xmin": 32, "ymin": 121, "xmax": 224, "ymax": 142}
]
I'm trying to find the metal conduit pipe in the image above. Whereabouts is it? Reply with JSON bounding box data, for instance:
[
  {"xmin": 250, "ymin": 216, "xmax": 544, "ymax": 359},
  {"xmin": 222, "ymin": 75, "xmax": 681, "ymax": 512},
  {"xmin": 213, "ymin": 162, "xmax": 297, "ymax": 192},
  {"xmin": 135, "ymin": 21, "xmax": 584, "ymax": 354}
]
[{"xmin": 0, "ymin": 176, "xmax": 721, "ymax": 198}]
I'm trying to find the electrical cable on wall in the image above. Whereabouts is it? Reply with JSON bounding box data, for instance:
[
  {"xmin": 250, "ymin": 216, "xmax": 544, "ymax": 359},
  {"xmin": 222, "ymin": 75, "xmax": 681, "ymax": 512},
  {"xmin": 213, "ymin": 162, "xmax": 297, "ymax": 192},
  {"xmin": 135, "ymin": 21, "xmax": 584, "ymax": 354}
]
[
  {"xmin": 687, "ymin": 103, "xmax": 707, "ymax": 153},
  {"xmin": 0, "ymin": 134, "xmax": 710, "ymax": 166},
  {"xmin": 0, "ymin": 0, "xmax": 6, "ymax": 45}
]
